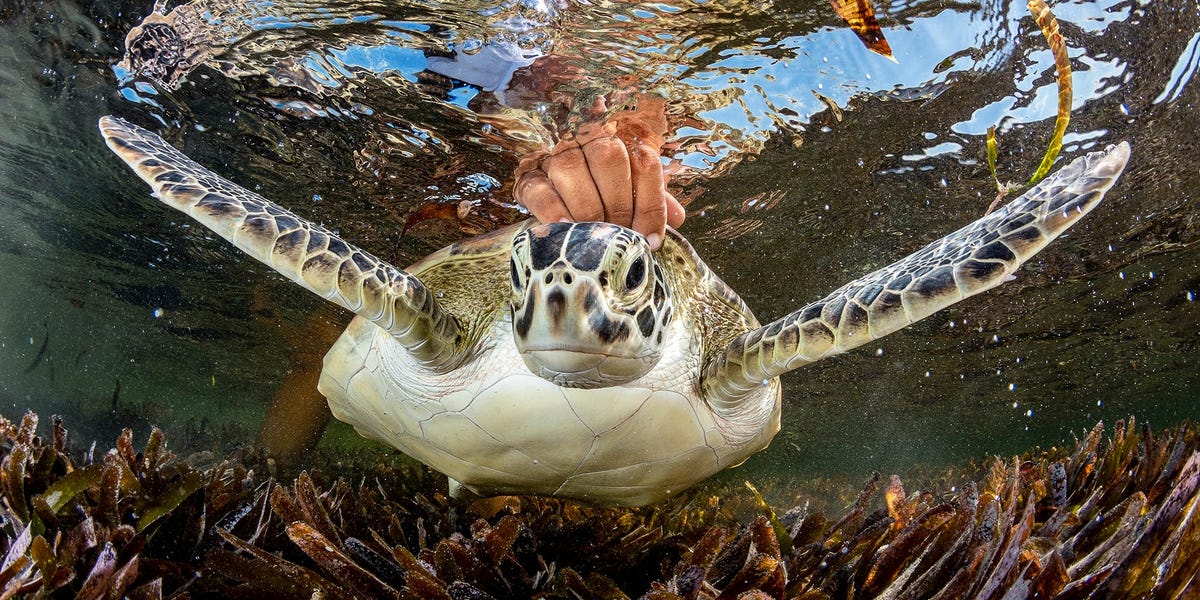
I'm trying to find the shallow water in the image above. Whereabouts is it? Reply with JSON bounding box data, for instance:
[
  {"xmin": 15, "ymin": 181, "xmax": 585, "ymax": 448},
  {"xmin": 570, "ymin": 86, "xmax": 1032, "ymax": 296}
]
[{"xmin": 0, "ymin": 0, "xmax": 1197, "ymax": 492}]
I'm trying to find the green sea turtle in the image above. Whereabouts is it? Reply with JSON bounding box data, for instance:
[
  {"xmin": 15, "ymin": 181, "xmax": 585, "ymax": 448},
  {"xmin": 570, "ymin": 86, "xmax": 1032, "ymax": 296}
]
[{"xmin": 99, "ymin": 116, "xmax": 1130, "ymax": 506}]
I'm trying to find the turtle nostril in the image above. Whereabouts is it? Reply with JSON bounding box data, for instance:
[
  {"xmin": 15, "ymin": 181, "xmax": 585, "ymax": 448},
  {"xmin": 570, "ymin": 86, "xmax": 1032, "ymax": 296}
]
[
  {"xmin": 544, "ymin": 272, "xmax": 553, "ymax": 284},
  {"xmin": 563, "ymin": 272, "xmax": 573, "ymax": 285}
]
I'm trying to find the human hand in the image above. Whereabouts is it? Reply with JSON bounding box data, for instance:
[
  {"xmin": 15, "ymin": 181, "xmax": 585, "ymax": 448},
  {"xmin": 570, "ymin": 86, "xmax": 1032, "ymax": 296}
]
[{"xmin": 512, "ymin": 97, "xmax": 685, "ymax": 250}]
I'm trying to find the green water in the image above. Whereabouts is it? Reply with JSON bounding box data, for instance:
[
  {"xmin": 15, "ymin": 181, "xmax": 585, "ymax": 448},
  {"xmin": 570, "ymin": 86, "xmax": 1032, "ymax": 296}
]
[{"xmin": 0, "ymin": 0, "xmax": 1197, "ymax": 490}]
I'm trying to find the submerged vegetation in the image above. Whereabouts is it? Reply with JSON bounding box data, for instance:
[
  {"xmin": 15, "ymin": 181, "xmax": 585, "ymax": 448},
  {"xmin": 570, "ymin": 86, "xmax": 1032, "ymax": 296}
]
[{"xmin": 0, "ymin": 411, "xmax": 1197, "ymax": 598}]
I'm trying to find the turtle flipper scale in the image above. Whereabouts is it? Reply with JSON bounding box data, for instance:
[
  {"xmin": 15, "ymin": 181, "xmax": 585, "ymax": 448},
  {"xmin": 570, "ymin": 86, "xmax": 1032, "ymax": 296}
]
[
  {"xmin": 99, "ymin": 116, "xmax": 463, "ymax": 369},
  {"xmin": 703, "ymin": 142, "xmax": 1131, "ymax": 402}
]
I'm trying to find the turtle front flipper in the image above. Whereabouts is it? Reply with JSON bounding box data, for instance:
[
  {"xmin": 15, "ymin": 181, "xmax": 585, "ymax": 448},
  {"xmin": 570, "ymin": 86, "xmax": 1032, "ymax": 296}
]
[
  {"xmin": 704, "ymin": 142, "xmax": 1131, "ymax": 402},
  {"xmin": 99, "ymin": 116, "xmax": 464, "ymax": 370}
]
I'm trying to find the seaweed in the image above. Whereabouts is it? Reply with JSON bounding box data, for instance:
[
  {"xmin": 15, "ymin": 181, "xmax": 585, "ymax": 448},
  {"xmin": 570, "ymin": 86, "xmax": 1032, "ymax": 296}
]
[{"xmin": 0, "ymin": 411, "xmax": 1197, "ymax": 598}]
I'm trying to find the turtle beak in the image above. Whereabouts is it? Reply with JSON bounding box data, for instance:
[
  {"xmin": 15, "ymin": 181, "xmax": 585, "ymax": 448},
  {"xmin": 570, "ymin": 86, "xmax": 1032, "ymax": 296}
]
[
  {"xmin": 520, "ymin": 268, "xmax": 623, "ymax": 352},
  {"xmin": 513, "ymin": 270, "xmax": 655, "ymax": 388}
]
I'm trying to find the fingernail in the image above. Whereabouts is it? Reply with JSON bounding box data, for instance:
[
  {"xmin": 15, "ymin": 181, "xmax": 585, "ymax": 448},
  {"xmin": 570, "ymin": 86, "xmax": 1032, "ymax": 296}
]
[{"xmin": 648, "ymin": 233, "xmax": 661, "ymax": 250}]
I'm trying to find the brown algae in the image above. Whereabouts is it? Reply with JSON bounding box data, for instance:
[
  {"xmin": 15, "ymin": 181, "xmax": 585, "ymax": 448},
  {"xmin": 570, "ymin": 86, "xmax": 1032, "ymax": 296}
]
[{"xmin": 0, "ymin": 412, "xmax": 1196, "ymax": 598}]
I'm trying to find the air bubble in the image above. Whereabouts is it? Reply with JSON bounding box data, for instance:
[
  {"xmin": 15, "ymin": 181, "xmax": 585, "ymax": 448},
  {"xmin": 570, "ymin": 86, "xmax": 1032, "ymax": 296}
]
[
  {"xmin": 875, "ymin": 348, "xmax": 884, "ymax": 356},
  {"xmin": 152, "ymin": 308, "xmax": 164, "ymax": 318},
  {"xmin": 1008, "ymin": 383, "xmax": 1016, "ymax": 391},
  {"xmin": 460, "ymin": 39, "xmax": 484, "ymax": 55}
]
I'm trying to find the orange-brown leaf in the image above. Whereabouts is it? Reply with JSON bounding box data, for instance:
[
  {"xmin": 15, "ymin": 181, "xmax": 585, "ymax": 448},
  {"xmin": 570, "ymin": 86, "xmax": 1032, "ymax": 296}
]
[{"xmin": 829, "ymin": 0, "xmax": 894, "ymax": 60}]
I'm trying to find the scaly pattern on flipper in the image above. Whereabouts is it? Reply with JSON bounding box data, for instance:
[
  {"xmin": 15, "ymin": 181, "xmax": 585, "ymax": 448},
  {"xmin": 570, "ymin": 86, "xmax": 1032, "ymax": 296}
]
[
  {"xmin": 99, "ymin": 116, "xmax": 465, "ymax": 370},
  {"xmin": 703, "ymin": 142, "xmax": 1130, "ymax": 403}
]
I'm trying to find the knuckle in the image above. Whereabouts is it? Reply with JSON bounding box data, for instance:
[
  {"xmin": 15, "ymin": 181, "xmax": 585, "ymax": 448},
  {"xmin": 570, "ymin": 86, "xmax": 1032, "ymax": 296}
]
[
  {"xmin": 583, "ymin": 137, "xmax": 628, "ymax": 167},
  {"xmin": 514, "ymin": 169, "xmax": 545, "ymax": 193},
  {"xmin": 546, "ymin": 147, "xmax": 587, "ymax": 172},
  {"xmin": 629, "ymin": 144, "xmax": 663, "ymax": 170},
  {"xmin": 574, "ymin": 205, "xmax": 605, "ymax": 222},
  {"xmin": 635, "ymin": 199, "xmax": 666, "ymax": 218},
  {"xmin": 517, "ymin": 179, "xmax": 554, "ymax": 209},
  {"xmin": 604, "ymin": 205, "xmax": 633, "ymax": 225}
]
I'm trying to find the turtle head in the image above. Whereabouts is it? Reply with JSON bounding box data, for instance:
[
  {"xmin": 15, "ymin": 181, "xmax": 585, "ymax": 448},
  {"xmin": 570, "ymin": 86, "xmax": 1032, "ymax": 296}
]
[{"xmin": 509, "ymin": 222, "xmax": 673, "ymax": 388}]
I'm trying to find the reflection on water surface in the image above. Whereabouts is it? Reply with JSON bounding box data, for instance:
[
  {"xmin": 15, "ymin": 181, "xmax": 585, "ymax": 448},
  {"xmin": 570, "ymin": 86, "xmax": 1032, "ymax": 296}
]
[{"xmin": 0, "ymin": 0, "xmax": 1197, "ymax": 489}]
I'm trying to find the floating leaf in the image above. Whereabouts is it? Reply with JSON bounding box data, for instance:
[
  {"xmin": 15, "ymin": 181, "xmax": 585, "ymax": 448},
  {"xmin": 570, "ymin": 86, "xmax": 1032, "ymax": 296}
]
[
  {"xmin": 403, "ymin": 202, "xmax": 467, "ymax": 233},
  {"xmin": 829, "ymin": 0, "xmax": 895, "ymax": 60}
]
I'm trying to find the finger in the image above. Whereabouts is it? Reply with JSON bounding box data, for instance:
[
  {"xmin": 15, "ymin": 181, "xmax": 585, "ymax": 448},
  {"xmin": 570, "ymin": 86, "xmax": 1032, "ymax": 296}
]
[
  {"xmin": 580, "ymin": 95, "xmax": 608, "ymax": 119},
  {"xmin": 512, "ymin": 150, "xmax": 549, "ymax": 182},
  {"xmin": 628, "ymin": 142, "xmax": 669, "ymax": 248},
  {"xmin": 581, "ymin": 136, "xmax": 634, "ymax": 227},
  {"xmin": 666, "ymin": 193, "xmax": 686, "ymax": 229},
  {"xmin": 515, "ymin": 170, "xmax": 572, "ymax": 224},
  {"xmin": 543, "ymin": 145, "xmax": 606, "ymax": 222}
]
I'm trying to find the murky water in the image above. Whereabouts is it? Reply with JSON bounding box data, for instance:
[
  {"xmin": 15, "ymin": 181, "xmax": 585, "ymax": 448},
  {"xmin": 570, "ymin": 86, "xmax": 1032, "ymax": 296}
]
[{"xmin": 0, "ymin": 0, "xmax": 1197, "ymax": 492}]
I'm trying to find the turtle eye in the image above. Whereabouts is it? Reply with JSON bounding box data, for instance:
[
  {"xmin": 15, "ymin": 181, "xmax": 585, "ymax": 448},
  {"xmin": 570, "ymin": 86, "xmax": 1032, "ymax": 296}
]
[{"xmin": 624, "ymin": 255, "xmax": 646, "ymax": 291}]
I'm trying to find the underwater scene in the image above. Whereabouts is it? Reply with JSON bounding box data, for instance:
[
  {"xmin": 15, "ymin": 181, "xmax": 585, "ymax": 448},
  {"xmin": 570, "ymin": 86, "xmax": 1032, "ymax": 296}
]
[{"xmin": 0, "ymin": 0, "xmax": 1198, "ymax": 596}]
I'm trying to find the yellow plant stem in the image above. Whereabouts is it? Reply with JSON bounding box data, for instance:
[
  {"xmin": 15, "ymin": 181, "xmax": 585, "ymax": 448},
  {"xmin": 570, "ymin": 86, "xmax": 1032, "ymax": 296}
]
[{"xmin": 1028, "ymin": 0, "xmax": 1072, "ymax": 184}]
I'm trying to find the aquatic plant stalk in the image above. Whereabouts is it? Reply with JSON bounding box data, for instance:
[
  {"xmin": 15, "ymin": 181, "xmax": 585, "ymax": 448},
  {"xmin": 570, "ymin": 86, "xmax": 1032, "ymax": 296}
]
[
  {"xmin": 987, "ymin": 125, "xmax": 1002, "ymax": 190},
  {"xmin": 1029, "ymin": 0, "xmax": 1072, "ymax": 184}
]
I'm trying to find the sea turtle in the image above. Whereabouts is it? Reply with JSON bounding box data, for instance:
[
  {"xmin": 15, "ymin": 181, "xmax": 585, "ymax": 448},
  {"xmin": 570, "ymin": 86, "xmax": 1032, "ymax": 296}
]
[{"xmin": 99, "ymin": 116, "xmax": 1130, "ymax": 506}]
